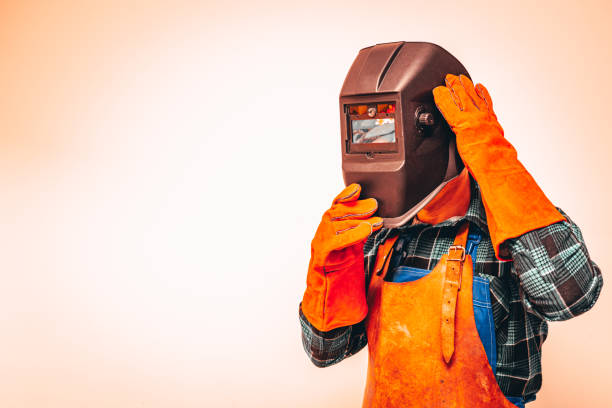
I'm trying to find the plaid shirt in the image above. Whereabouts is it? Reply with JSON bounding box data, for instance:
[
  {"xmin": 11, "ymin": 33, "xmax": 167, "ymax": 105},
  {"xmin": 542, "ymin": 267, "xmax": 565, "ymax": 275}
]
[{"xmin": 299, "ymin": 175, "xmax": 603, "ymax": 402}]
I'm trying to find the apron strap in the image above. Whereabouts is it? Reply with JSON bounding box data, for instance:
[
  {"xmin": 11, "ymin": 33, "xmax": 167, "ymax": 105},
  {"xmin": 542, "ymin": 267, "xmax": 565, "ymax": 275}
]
[{"xmin": 441, "ymin": 220, "xmax": 470, "ymax": 364}]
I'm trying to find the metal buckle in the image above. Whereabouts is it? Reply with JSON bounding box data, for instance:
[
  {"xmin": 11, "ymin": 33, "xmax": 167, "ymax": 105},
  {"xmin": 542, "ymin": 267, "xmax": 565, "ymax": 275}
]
[{"xmin": 448, "ymin": 245, "xmax": 466, "ymax": 262}]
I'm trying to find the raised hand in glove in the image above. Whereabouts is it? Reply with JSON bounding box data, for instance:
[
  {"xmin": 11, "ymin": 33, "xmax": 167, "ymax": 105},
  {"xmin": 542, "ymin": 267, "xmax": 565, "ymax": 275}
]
[
  {"xmin": 301, "ymin": 183, "xmax": 383, "ymax": 332},
  {"xmin": 433, "ymin": 74, "xmax": 566, "ymax": 260}
]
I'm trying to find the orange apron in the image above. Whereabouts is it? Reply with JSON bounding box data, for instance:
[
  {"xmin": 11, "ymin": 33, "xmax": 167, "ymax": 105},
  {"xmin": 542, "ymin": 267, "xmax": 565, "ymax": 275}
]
[{"xmin": 362, "ymin": 221, "xmax": 518, "ymax": 407}]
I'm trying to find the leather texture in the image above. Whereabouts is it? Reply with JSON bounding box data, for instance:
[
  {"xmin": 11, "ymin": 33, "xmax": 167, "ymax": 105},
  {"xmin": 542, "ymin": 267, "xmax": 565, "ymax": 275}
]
[
  {"xmin": 433, "ymin": 74, "xmax": 566, "ymax": 260},
  {"xmin": 416, "ymin": 167, "xmax": 471, "ymax": 225},
  {"xmin": 301, "ymin": 183, "xmax": 383, "ymax": 331},
  {"xmin": 363, "ymin": 220, "xmax": 519, "ymax": 407},
  {"xmin": 440, "ymin": 222, "xmax": 469, "ymax": 363}
]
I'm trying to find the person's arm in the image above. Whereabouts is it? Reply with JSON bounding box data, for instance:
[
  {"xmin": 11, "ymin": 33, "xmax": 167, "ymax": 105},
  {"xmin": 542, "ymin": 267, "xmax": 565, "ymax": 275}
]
[
  {"xmin": 507, "ymin": 208, "xmax": 603, "ymax": 321},
  {"xmin": 298, "ymin": 303, "xmax": 368, "ymax": 367},
  {"xmin": 299, "ymin": 183, "xmax": 381, "ymax": 366},
  {"xmin": 432, "ymin": 74, "xmax": 603, "ymax": 319},
  {"xmin": 433, "ymin": 75, "xmax": 568, "ymax": 261}
]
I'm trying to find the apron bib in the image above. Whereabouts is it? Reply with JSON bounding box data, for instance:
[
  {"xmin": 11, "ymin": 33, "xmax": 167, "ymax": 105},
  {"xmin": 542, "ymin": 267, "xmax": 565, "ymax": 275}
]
[
  {"xmin": 389, "ymin": 227, "xmax": 497, "ymax": 374},
  {"xmin": 363, "ymin": 221, "xmax": 519, "ymax": 408}
]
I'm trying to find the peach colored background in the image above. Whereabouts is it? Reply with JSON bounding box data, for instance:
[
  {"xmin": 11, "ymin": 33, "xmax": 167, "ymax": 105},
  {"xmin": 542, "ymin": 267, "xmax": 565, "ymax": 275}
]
[{"xmin": 1, "ymin": 1, "xmax": 610, "ymax": 407}]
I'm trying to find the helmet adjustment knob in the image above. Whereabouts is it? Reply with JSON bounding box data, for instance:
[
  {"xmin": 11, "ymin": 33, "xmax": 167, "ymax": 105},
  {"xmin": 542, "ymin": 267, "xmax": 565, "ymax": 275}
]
[{"xmin": 418, "ymin": 112, "xmax": 435, "ymax": 126}]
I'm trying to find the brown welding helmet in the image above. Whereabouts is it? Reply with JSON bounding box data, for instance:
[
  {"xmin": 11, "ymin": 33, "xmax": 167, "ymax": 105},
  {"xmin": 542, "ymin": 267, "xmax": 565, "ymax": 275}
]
[{"xmin": 340, "ymin": 41, "xmax": 470, "ymax": 224}]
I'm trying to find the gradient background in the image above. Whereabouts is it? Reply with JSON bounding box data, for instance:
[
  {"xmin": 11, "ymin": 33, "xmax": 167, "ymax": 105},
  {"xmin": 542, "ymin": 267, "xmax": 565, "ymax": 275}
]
[{"xmin": 1, "ymin": 0, "xmax": 610, "ymax": 407}]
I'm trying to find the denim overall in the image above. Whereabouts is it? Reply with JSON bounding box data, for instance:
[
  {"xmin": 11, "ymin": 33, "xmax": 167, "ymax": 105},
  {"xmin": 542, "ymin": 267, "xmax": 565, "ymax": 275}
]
[{"xmin": 388, "ymin": 226, "xmax": 527, "ymax": 408}]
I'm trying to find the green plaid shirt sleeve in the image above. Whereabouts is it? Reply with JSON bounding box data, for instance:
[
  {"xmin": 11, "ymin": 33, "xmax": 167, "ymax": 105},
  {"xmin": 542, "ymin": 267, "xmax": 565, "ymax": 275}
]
[
  {"xmin": 298, "ymin": 303, "xmax": 367, "ymax": 367},
  {"xmin": 507, "ymin": 208, "xmax": 603, "ymax": 322}
]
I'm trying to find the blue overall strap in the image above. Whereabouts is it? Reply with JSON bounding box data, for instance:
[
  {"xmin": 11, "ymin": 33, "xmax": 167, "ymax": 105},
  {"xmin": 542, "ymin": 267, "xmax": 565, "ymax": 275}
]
[
  {"xmin": 465, "ymin": 224, "xmax": 498, "ymax": 377},
  {"xmin": 465, "ymin": 224, "xmax": 482, "ymax": 270}
]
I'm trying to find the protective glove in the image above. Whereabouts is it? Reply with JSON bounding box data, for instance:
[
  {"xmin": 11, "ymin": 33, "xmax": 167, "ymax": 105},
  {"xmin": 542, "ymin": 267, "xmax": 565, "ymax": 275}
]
[
  {"xmin": 433, "ymin": 74, "xmax": 566, "ymax": 260},
  {"xmin": 301, "ymin": 183, "xmax": 383, "ymax": 332}
]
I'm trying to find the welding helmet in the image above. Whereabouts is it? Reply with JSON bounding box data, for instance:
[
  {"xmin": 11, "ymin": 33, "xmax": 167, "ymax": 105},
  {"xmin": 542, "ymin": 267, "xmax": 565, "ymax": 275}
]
[{"xmin": 340, "ymin": 41, "xmax": 470, "ymax": 226}]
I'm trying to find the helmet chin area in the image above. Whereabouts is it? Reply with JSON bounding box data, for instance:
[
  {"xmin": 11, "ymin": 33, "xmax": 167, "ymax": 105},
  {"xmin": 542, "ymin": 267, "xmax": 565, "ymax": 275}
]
[{"xmin": 382, "ymin": 138, "xmax": 461, "ymax": 228}]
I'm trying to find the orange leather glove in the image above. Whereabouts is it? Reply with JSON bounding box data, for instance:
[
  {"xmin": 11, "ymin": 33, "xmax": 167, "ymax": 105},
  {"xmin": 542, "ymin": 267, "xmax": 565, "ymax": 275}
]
[
  {"xmin": 433, "ymin": 74, "xmax": 566, "ymax": 260},
  {"xmin": 301, "ymin": 183, "xmax": 383, "ymax": 332}
]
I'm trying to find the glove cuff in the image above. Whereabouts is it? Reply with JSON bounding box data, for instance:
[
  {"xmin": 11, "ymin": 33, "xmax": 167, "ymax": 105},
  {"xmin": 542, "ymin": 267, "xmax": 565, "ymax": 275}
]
[
  {"xmin": 301, "ymin": 242, "xmax": 368, "ymax": 332},
  {"xmin": 457, "ymin": 131, "xmax": 566, "ymax": 260}
]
